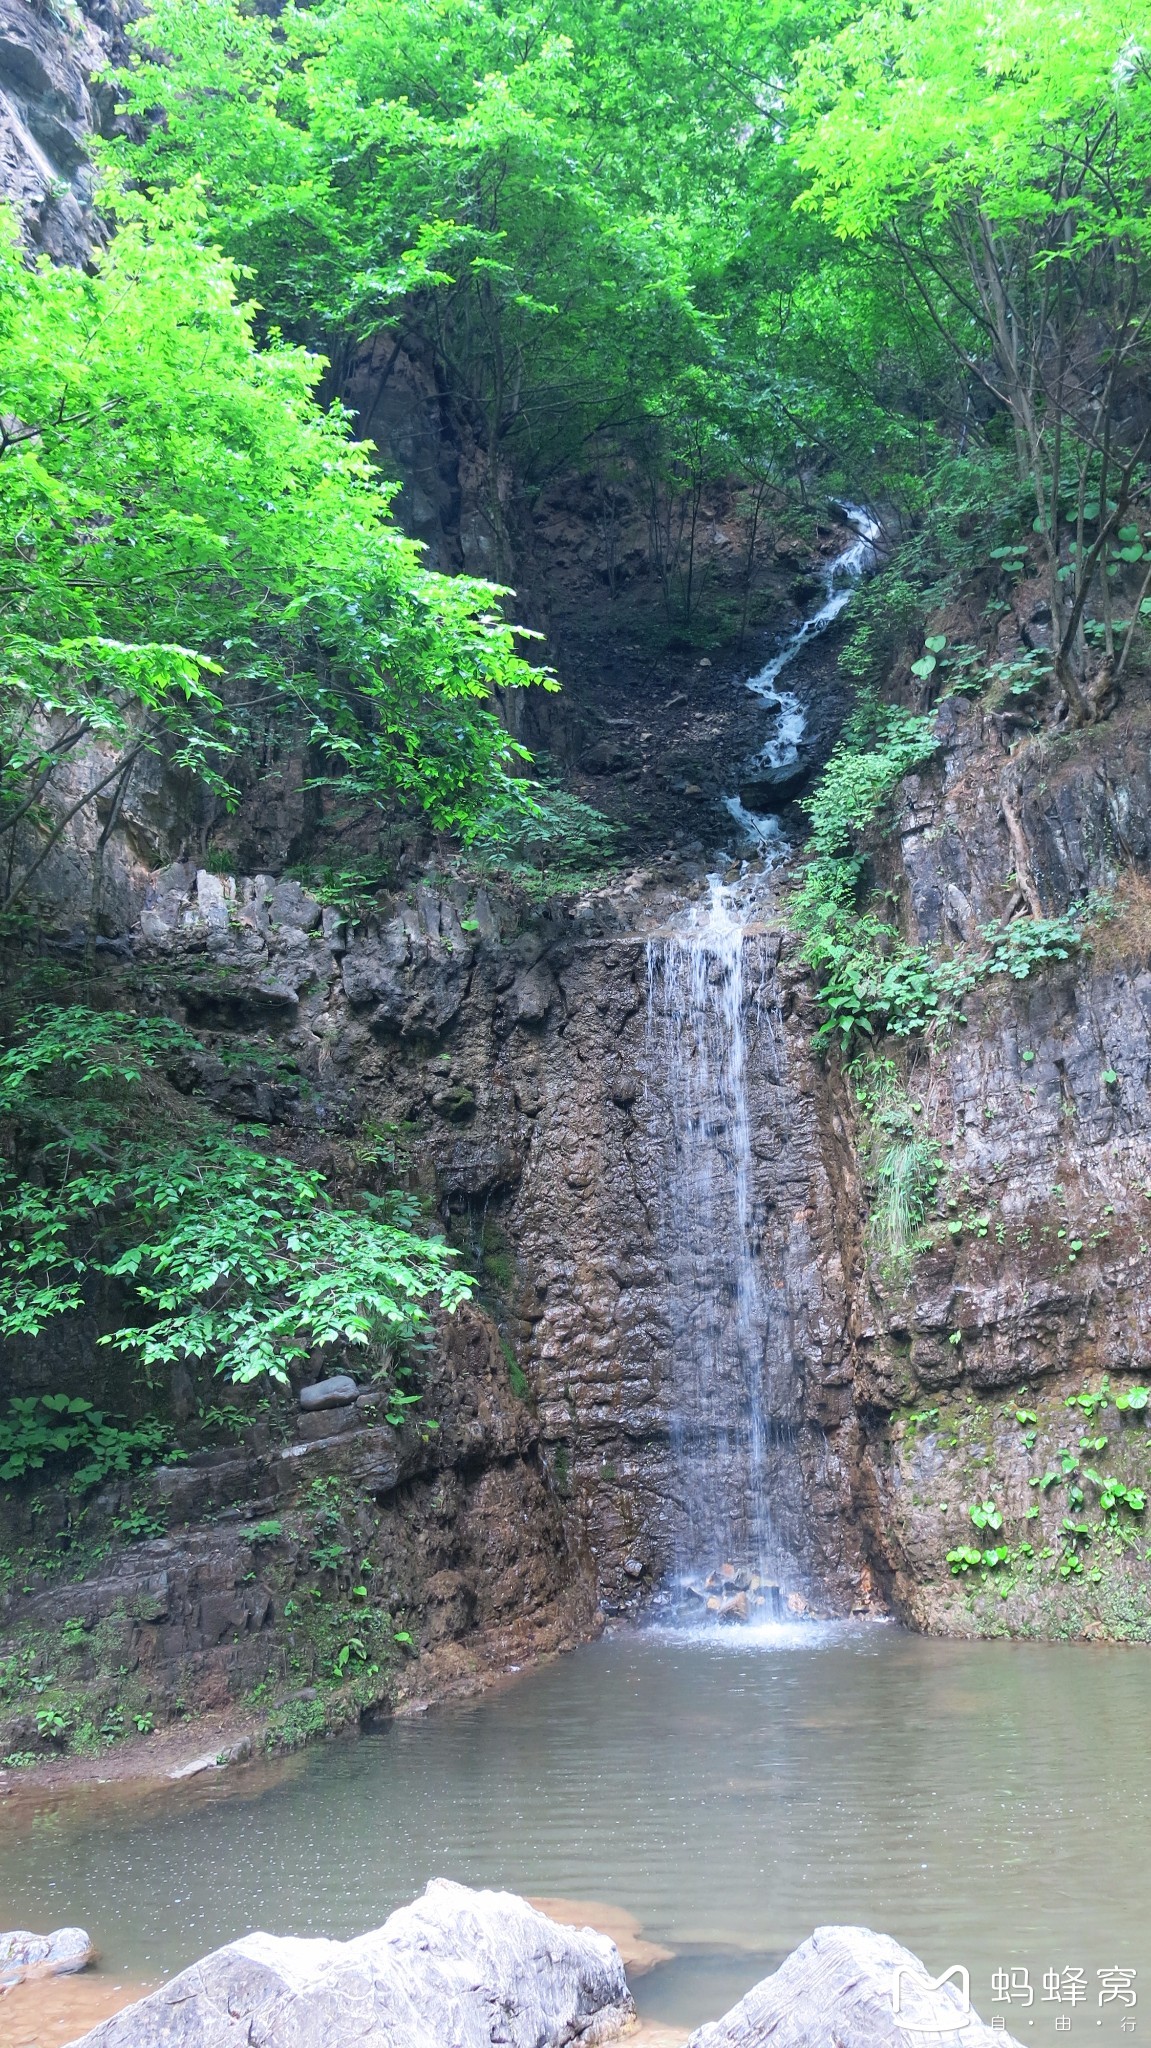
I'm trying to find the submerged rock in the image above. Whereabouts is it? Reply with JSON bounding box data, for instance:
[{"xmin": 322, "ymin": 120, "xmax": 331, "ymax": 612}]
[
  {"xmin": 71, "ymin": 1879, "xmax": 635, "ymax": 2047},
  {"xmin": 0, "ymin": 1927, "xmax": 94, "ymax": 1986},
  {"xmin": 706, "ymin": 1591, "xmax": 749, "ymax": 1621},
  {"xmin": 527, "ymin": 1897, "xmax": 675, "ymax": 1976},
  {"xmin": 686, "ymin": 1925, "xmax": 1021, "ymax": 2048}
]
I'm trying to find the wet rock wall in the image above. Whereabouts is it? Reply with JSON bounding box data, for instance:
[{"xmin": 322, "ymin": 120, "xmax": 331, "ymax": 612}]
[
  {"xmin": 0, "ymin": 0, "xmax": 127, "ymax": 264},
  {"xmin": 836, "ymin": 696, "xmax": 1151, "ymax": 1638},
  {"xmin": 117, "ymin": 858, "xmax": 874, "ymax": 1614}
]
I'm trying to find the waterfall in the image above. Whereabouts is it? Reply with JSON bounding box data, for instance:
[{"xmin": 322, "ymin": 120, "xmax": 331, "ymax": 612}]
[
  {"xmin": 645, "ymin": 507, "xmax": 881, "ymax": 1611},
  {"xmin": 645, "ymin": 878, "xmax": 775, "ymax": 1592}
]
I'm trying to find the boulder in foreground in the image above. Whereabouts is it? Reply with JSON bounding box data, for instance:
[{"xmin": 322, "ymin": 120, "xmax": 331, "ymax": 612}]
[
  {"xmin": 71, "ymin": 1879, "xmax": 635, "ymax": 2047},
  {"xmin": 0, "ymin": 1926, "xmax": 93, "ymax": 1987},
  {"xmin": 687, "ymin": 1925, "xmax": 1023, "ymax": 2048}
]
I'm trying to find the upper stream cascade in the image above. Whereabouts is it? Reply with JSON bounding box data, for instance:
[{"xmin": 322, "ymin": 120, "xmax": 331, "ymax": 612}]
[
  {"xmin": 645, "ymin": 508, "xmax": 880, "ymax": 1620},
  {"xmin": 724, "ymin": 503, "xmax": 881, "ymax": 854}
]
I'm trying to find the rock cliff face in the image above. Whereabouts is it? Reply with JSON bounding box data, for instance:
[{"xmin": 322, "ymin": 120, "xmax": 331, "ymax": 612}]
[
  {"xmin": 0, "ymin": 1264, "xmax": 588, "ymax": 1754},
  {"xmin": 6, "ymin": 657, "xmax": 1150, "ymax": 1750},
  {"xmin": 1, "ymin": 846, "xmax": 868, "ymax": 1759},
  {"xmin": 0, "ymin": 0, "xmax": 126, "ymax": 264},
  {"xmin": 835, "ymin": 698, "xmax": 1151, "ymax": 1639}
]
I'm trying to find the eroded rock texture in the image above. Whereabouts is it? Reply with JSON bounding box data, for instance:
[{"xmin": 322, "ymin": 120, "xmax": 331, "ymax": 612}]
[
  {"xmin": 836, "ymin": 699, "xmax": 1151, "ymax": 1638},
  {"xmin": 103, "ymin": 863, "xmax": 875, "ymax": 1617},
  {"xmin": 72, "ymin": 1881, "xmax": 635, "ymax": 2048},
  {"xmin": 0, "ymin": 1273, "xmax": 588, "ymax": 1752},
  {"xmin": 0, "ymin": 0, "xmax": 126, "ymax": 263}
]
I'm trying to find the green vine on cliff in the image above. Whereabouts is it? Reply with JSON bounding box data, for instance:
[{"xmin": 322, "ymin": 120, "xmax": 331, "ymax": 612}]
[
  {"xmin": 791, "ymin": 696, "xmax": 1093, "ymax": 1049},
  {"xmin": 788, "ymin": 697, "xmax": 942, "ymax": 1046},
  {"xmin": 848, "ymin": 1057, "xmax": 942, "ymax": 1270}
]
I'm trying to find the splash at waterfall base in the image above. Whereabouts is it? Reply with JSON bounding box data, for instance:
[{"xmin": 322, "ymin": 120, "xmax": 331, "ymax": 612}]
[{"xmin": 670, "ymin": 1564, "xmax": 789, "ymax": 1626}]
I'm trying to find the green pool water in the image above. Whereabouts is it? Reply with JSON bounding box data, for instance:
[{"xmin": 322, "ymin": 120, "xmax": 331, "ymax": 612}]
[{"xmin": 1, "ymin": 1620, "xmax": 1147, "ymax": 2034}]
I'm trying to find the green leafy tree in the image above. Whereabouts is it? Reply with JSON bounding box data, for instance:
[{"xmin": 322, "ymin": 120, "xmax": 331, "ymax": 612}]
[
  {"xmin": 0, "ymin": 189, "xmax": 543, "ymax": 917},
  {"xmin": 109, "ymin": 0, "xmax": 872, "ymax": 590},
  {"xmin": 792, "ymin": 0, "xmax": 1151, "ymax": 720}
]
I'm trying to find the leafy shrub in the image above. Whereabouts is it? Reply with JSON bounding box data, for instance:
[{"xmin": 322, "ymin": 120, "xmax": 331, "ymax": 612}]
[
  {"xmin": 981, "ymin": 913, "xmax": 1086, "ymax": 979},
  {"xmin": 787, "ymin": 700, "xmax": 941, "ymax": 1045},
  {"xmin": 840, "ymin": 575, "xmax": 924, "ymax": 690},
  {"xmin": 0, "ymin": 191, "xmax": 543, "ymax": 920},
  {"xmin": 0, "ymin": 1008, "xmax": 474, "ymax": 1387},
  {"xmin": 0, "ymin": 1395, "xmax": 177, "ymax": 1488},
  {"xmin": 802, "ymin": 699, "xmax": 940, "ymax": 863},
  {"xmin": 792, "ymin": 696, "xmax": 1095, "ymax": 1047}
]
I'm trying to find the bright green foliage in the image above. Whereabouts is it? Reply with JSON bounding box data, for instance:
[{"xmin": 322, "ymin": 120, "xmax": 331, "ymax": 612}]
[
  {"xmin": 793, "ymin": 0, "xmax": 1150, "ymax": 241},
  {"xmin": 871, "ymin": 1136, "xmax": 940, "ymax": 1260},
  {"xmin": 789, "ymin": 700, "xmax": 941, "ymax": 1044},
  {"xmin": 0, "ymin": 1007, "xmax": 472, "ymax": 1387},
  {"xmin": 1066, "ymin": 1385, "xmax": 1110, "ymax": 1420},
  {"xmin": 110, "ymin": 0, "xmax": 705, "ymax": 516},
  {"xmin": 0, "ymin": 1395, "xmax": 177, "ymax": 1489},
  {"xmin": 850, "ymin": 1057, "xmax": 942, "ymax": 1263},
  {"xmin": 107, "ymin": 0, "xmax": 907, "ymax": 576},
  {"xmin": 0, "ymin": 1008, "xmax": 191, "ymax": 1132},
  {"xmin": 948, "ymin": 1543, "xmax": 1009, "ymax": 1574},
  {"xmin": 101, "ymin": 1141, "xmax": 470, "ymax": 1385},
  {"xmin": 791, "ymin": 684, "xmax": 1098, "ymax": 1045},
  {"xmin": 1082, "ymin": 1468, "xmax": 1146, "ymax": 1516},
  {"xmin": 980, "ymin": 914, "xmax": 1086, "ymax": 981},
  {"xmin": 804, "ymin": 702, "xmax": 939, "ymax": 862},
  {"xmin": 970, "ymin": 1500, "xmax": 1004, "ymax": 1534},
  {"xmin": 792, "ymin": 0, "xmax": 1151, "ymax": 717},
  {"xmin": 0, "ymin": 191, "xmax": 541, "ymax": 912}
]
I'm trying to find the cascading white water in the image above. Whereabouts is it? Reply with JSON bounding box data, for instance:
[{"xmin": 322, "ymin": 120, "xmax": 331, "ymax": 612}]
[
  {"xmin": 646, "ymin": 507, "xmax": 882, "ymax": 1608},
  {"xmin": 724, "ymin": 504, "xmax": 881, "ymax": 854},
  {"xmin": 645, "ymin": 877, "xmax": 774, "ymax": 1589}
]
